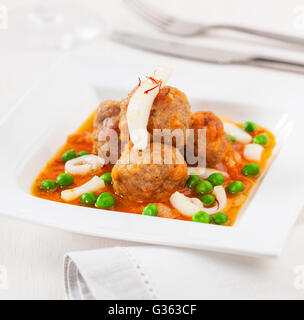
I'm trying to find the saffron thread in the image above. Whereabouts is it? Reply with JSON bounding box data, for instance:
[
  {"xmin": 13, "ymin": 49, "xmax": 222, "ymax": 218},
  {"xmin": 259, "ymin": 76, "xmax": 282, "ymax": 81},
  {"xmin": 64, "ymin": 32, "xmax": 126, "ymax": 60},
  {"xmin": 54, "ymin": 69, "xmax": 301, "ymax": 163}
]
[{"xmin": 144, "ymin": 76, "xmax": 162, "ymax": 94}]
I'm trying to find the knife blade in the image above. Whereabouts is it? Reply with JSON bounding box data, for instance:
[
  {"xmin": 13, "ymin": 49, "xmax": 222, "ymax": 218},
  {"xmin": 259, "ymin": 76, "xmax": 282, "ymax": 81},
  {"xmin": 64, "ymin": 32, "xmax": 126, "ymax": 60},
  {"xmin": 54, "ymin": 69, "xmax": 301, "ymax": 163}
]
[
  {"xmin": 111, "ymin": 31, "xmax": 252, "ymax": 64},
  {"xmin": 111, "ymin": 31, "xmax": 304, "ymax": 73}
]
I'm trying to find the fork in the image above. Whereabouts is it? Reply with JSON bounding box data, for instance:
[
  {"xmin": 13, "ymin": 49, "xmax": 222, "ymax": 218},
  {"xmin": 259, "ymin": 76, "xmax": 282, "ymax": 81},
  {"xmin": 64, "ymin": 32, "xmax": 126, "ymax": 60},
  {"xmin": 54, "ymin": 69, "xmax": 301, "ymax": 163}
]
[{"xmin": 124, "ymin": 0, "xmax": 304, "ymax": 46}]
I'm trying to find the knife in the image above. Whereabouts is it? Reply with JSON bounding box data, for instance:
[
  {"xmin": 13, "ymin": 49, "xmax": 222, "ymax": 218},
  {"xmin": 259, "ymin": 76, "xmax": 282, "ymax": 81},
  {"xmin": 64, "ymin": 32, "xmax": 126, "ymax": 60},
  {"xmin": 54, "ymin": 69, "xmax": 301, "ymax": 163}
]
[{"xmin": 111, "ymin": 31, "xmax": 304, "ymax": 74}]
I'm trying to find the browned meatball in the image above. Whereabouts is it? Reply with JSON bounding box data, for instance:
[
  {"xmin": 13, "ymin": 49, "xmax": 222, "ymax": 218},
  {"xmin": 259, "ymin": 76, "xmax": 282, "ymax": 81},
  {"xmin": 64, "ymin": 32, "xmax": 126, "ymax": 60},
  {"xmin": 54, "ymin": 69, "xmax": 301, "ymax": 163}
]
[
  {"xmin": 147, "ymin": 86, "xmax": 191, "ymax": 146},
  {"xmin": 112, "ymin": 142, "xmax": 188, "ymax": 202},
  {"xmin": 153, "ymin": 203, "xmax": 182, "ymax": 219},
  {"xmin": 93, "ymin": 100, "xmax": 121, "ymax": 164},
  {"xmin": 188, "ymin": 111, "xmax": 232, "ymax": 167},
  {"xmin": 120, "ymin": 86, "xmax": 191, "ymax": 148}
]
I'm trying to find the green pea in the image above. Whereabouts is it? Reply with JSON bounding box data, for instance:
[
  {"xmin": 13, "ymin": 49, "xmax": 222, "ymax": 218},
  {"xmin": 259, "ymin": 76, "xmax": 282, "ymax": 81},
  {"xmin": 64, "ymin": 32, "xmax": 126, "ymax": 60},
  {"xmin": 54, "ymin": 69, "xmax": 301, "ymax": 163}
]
[
  {"xmin": 227, "ymin": 181, "xmax": 245, "ymax": 194},
  {"xmin": 195, "ymin": 180, "xmax": 213, "ymax": 194},
  {"xmin": 40, "ymin": 179, "xmax": 57, "ymax": 191},
  {"xmin": 192, "ymin": 211, "xmax": 211, "ymax": 224},
  {"xmin": 186, "ymin": 174, "xmax": 200, "ymax": 188},
  {"xmin": 253, "ymin": 134, "xmax": 268, "ymax": 145},
  {"xmin": 101, "ymin": 172, "xmax": 112, "ymax": 184},
  {"xmin": 208, "ymin": 173, "xmax": 225, "ymax": 186},
  {"xmin": 243, "ymin": 121, "xmax": 257, "ymax": 132},
  {"xmin": 229, "ymin": 135, "xmax": 236, "ymax": 143},
  {"xmin": 142, "ymin": 204, "xmax": 158, "ymax": 216},
  {"xmin": 56, "ymin": 173, "xmax": 74, "ymax": 187},
  {"xmin": 96, "ymin": 192, "xmax": 116, "ymax": 209},
  {"xmin": 80, "ymin": 192, "xmax": 97, "ymax": 205},
  {"xmin": 78, "ymin": 151, "xmax": 89, "ymax": 157},
  {"xmin": 212, "ymin": 212, "xmax": 228, "ymax": 225},
  {"xmin": 242, "ymin": 163, "xmax": 260, "ymax": 176},
  {"xmin": 62, "ymin": 149, "xmax": 76, "ymax": 162},
  {"xmin": 200, "ymin": 194, "xmax": 215, "ymax": 206}
]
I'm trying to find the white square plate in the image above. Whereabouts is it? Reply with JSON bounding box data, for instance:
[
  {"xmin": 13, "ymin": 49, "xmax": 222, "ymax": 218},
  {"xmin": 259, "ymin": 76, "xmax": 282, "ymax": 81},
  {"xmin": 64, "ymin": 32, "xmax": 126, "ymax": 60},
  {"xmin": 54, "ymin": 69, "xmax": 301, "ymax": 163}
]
[{"xmin": 0, "ymin": 55, "xmax": 303, "ymax": 258}]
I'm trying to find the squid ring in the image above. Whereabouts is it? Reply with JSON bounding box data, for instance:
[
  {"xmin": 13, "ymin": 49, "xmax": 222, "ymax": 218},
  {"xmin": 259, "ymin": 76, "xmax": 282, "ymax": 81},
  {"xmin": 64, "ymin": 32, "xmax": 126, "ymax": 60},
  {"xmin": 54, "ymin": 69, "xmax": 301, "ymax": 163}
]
[{"xmin": 65, "ymin": 155, "xmax": 105, "ymax": 176}]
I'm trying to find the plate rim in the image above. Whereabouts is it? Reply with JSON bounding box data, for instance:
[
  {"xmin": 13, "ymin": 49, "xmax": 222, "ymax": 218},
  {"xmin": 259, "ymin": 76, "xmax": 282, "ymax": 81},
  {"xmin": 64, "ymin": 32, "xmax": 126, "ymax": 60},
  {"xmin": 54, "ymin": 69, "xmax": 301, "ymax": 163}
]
[{"xmin": 1, "ymin": 54, "xmax": 303, "ymax": 258}]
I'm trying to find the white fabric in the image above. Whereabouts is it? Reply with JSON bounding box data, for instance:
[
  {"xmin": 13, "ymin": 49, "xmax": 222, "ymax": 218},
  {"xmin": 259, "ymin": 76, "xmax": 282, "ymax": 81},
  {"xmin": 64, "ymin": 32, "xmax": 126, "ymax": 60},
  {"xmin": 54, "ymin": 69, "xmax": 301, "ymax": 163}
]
[
  {"xmin": 64, "ymin": 247, "xmax": 155, "ymax": 300},
  {"xmin": 64, "ymin": 214, "xmax": 304, "ymax": 300}
]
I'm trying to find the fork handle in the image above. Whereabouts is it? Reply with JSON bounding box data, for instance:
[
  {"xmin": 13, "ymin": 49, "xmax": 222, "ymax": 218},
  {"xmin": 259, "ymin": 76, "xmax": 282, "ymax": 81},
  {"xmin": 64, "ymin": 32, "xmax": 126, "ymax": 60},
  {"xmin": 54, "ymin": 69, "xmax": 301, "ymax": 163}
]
[{"xmin": 210, "ymin": 24, "xmax": 304, "ymax": 46}]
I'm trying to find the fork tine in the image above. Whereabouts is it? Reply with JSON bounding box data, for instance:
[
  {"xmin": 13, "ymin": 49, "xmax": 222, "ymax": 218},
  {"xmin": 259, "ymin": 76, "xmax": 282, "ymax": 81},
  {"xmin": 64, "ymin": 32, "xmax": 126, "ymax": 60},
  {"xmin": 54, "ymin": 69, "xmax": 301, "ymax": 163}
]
[
  {"xmin": 130, "ymin": 0, "xmax": 171, "ymax": 24},
  {"xmin": 125, "ymin": 0, "xmax": 165, "ymax": 25},
  {"xmin": 124, "ymin": 1, "xmax": 165, "ymax": 28},
  {"xmin": 124, "ymin": 0, "xmax": 171, "ymax": 28}
]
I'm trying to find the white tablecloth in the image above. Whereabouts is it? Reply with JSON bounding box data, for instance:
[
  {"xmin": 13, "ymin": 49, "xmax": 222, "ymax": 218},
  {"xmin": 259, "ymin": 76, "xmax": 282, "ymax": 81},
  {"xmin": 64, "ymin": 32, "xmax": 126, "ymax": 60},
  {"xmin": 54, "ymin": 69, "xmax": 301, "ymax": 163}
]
[
  {"xmin": 0, "ymin": 0, "xmax": 304, "ymax": 299},
  {"xmin": 64, "ymin": 226, "xmax": 304, "ymax": 300}
]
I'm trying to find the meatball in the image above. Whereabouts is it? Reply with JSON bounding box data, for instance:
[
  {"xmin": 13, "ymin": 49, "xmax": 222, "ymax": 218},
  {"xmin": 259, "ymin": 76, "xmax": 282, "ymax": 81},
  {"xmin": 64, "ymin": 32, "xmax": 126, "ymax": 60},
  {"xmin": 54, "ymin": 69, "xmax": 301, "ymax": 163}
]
[
  {"xmin": 147, "ymin": 86, "xmax": 191, "ymax": 146},
  {"xmin": 93, "ymin": 100, "xmax": 121, "ymax": 164},
  {"xmin": 120, "ymin": 86, "xmax": 191, "ymax": 148},
  {"xmin": 153, "ymin": 203, "xmax": 182, "ymax": 219},
  {"xmin": 188, "ymin": 111, "xmax": 232, "ymax": 167},
  {"xmin": 112, "ymin": 142, "xmax": 188, "ymax": 202}
]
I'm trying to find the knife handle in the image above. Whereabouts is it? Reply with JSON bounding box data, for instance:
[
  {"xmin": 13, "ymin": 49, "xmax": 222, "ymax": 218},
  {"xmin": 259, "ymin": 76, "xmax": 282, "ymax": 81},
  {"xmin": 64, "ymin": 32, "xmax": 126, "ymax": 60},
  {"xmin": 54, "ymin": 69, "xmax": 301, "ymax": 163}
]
[
  {"xmin": 212, "ymin": 24, "xmax": 304, "ymax": 47},
  {"xmin": 242, "ymin": 56, "xmax": 304, "ymax": 74}
]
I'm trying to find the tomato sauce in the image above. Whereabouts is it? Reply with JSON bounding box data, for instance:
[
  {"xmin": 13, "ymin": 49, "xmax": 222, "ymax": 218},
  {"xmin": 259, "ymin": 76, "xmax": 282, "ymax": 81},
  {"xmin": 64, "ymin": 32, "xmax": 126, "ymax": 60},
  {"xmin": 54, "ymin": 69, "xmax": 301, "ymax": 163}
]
[{"xmin": 31, "ymin": 112, "xmax": 275, "ymax": 226}]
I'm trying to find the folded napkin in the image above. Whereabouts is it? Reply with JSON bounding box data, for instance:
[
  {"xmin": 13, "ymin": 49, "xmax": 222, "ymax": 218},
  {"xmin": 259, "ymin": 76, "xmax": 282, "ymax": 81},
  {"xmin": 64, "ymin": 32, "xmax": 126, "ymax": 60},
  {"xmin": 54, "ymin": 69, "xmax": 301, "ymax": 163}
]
[
  {"xmin": 65, "ymin": 247, "xmax": 155, "ymax": 300},
  {"xmin": 64, "ymin": 214, "xmax": 304, "ymax": 300}
]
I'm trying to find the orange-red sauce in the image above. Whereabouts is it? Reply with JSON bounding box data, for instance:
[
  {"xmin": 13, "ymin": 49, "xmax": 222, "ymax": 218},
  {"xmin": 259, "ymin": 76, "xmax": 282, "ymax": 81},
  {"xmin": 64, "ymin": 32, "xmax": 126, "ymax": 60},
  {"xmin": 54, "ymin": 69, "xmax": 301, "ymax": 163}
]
[{"xmin": 31, "ymin": 112, "xmax": 275, "ymax": 226}]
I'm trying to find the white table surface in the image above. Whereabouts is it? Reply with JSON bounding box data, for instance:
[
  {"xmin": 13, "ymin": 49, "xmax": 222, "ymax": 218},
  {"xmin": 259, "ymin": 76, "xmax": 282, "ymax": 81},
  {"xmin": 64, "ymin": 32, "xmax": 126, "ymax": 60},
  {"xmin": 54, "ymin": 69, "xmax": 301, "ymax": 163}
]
[{"xmin": 0, "ymin": 0, "xmax": 304, "ymax": 299}]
